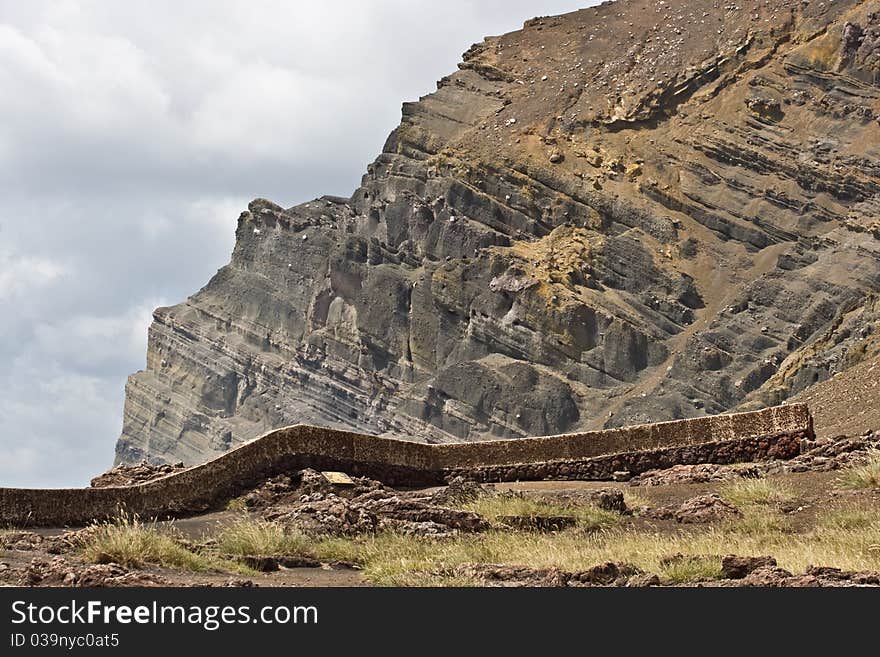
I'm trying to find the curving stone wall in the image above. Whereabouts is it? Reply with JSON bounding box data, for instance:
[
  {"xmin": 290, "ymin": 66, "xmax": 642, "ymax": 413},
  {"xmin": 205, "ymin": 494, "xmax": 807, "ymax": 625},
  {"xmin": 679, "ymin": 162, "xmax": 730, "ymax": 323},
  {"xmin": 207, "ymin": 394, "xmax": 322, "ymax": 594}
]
[{"xmin": 0, "ymin": 404, "xmax": 812, "ymax": 527}]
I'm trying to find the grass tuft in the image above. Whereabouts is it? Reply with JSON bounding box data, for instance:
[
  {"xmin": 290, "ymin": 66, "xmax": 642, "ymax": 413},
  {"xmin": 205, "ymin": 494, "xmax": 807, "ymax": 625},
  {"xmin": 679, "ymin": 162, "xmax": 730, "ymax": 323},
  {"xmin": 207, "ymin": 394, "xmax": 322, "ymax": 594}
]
[
  {"xmin": 721, "ymin": 478, "xmax": 794, "ymax": 508},
  {"xmin": 460, "ymin": 493, "xmax": 620, "ymax": 532},
  {"xmin": 838, "ymin": 451, "xmax": 880, "ymax": 491},
  {"xmin": 214, "ymin": 519, "xmax": 311, "ymax": 558},
  {"xmin": 79, "ymin": 514, "xmax": 250, "ymax": 574},
  {"xmin": 659, "ymin": 555, "xmax": 723, "ymax": 584},
  {"xmin": 225, "ymin": 497, "xmax": 248, "ymax": 512},
  {"xmin": 725, "ymin": 508, "xmax": 793, "ymax": 535},
  {"xmin": 816, "ymin": 505, "xmax": 877, "ymax": 531},
  {"xmin": 623, "ymin": 491, "xmax": 652, "ymax": 514}
]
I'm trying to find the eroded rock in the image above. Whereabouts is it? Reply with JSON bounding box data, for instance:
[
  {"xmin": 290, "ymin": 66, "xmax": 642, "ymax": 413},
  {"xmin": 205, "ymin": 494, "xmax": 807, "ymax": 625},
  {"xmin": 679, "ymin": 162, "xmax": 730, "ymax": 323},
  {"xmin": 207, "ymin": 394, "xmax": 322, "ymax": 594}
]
[
  {"xmin": 453, "ymin": 561, "xmax": 645, "ymax": 587},
  {"xmin": 647, "ymin": 494, "xmax": 742, "ymax": 524},
  {"xmin": 265, "ymin": 485, "xmax": 489, "ymax": 537},
  {"xmin": 630, "ymin": 433, "xmax": 880, "ymax": 486},
  {"xmin": 0, "ymin": 531, "xmax": 44, "ymax": 551},
  {"xmin": 629, "ymin": 463, "xmax": 761, "ymax": 487},
  {"xmin": 91, "ymin": 462, "xmax": 187, "ymax": 488},
  {"xmin": 721, "ymin": 555, "xmax": 778, "ymax": 579},
  {"xmin": 589, "ymin": 488, "xmax": 629, "ymax": 514},
  {"xmin": 240, "ymin": 469, "xmax": 386, "ymax": 511},
  {"xmin": 430, "ymin": 476, "xmax": 492, "ymax": 506},
  {"xmin": 497, "ymin": 515, "xmax": 578, "ymax": 532},
  {"xmin": 24, "ymin": 557, "xmax": 170, "ymax": 588}
]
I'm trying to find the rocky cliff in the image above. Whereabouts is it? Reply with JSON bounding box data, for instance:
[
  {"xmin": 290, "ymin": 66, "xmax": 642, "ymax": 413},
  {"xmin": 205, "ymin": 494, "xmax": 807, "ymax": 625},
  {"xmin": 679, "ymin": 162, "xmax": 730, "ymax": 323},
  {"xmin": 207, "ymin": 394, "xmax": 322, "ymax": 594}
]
[{"xmin": 117, "ymin": 0, "xmax": 880, "ymax": 465}]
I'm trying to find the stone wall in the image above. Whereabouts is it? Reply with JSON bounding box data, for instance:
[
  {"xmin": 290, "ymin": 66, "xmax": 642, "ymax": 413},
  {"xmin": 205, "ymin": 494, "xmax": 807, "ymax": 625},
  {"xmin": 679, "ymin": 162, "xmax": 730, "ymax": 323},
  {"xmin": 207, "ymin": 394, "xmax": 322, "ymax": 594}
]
[{"xmin": 0, "ymin": 404, "xmax": 812, "ymax": 527}]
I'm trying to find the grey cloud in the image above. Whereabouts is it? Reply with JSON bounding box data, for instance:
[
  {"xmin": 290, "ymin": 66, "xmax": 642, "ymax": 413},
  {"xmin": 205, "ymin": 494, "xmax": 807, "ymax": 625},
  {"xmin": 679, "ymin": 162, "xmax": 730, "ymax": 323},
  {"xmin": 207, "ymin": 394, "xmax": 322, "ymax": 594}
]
[{"xmin": 0, "ymin": 0, "xmax": 594, "ymax": 487}]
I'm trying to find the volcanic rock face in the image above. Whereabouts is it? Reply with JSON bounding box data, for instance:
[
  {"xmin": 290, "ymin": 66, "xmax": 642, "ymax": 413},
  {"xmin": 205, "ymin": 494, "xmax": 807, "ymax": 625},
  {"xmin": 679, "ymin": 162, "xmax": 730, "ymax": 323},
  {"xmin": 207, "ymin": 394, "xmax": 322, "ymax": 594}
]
[{"xmin": 118, "ymin": 0, "xmax": 880, "ymax": 465}]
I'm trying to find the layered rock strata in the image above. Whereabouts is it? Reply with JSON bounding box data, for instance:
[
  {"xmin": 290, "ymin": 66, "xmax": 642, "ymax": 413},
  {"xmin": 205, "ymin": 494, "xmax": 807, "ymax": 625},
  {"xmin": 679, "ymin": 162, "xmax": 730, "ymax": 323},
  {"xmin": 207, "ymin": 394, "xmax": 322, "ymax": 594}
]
[{"xmin": 118, "ymin": 0, "xmax": 880, "ymax": 464}]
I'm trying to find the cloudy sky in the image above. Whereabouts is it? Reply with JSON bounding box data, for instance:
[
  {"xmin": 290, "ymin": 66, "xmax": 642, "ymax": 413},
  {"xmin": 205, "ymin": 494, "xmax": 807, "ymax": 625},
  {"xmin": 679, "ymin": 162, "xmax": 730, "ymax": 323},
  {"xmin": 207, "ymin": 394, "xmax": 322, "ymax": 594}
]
[{"xmin": 0, "ymin": 0, "xmax": 595, "ymax": 488}]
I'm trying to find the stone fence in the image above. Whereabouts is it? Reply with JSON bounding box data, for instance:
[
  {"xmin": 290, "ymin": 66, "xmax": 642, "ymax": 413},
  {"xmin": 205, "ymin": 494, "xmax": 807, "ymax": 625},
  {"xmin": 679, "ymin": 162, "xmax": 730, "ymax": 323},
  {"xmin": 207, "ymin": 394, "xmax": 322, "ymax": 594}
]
[{"xmin": 0, "ymin": 403, "xmax": 812, "ymax": 527}]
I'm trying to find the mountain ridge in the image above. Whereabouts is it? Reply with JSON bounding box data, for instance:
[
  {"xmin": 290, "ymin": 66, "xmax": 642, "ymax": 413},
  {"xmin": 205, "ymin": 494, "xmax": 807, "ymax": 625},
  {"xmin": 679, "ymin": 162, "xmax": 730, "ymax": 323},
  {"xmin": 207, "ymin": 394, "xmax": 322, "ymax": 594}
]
[{"xmin": 117, "ymin": 0, "xmax": 880, "ymax": 465}]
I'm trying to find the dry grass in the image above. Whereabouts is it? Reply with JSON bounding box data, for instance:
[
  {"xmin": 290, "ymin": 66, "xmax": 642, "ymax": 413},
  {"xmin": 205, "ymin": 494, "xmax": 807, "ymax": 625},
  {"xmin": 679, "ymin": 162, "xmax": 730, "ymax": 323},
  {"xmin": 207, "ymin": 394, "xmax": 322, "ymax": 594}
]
[
  {"xmin": 838, "ymin": 451, "xmax": 880, "ymax": 491},
  {"xmin": 79, "ymin": 487, "xmax": 879, "ymax": 586},
  {"xmin": 79, "ymin": 515, "xmax": 250, "ymax": 574},
  {"xmin": 721, "ymin": 478, "xmax": 794, "ymax": 508},
  {"xmin": 726, "ymin": 507, "xmax": 794, "ymax": 535},
  {"xmin": 297, "ymin": 500, "xmax": 880, "ymax": 586},
  {"xmin": 214, "ymin": 519, "xmax": 311, "ymax": 558},
  {"xmin": 224, "ymin": 497, "xmax": 248, "ymax": 512},
  {"xmin": 660, "ymin": 556, "xmax": 724, "ymax": 584},
  {"xmin": 0, "ymin": 528, "xmax": 9, "ymax": 558},
  {"xmin": 460, "ymin": 492, "xmax": 620, "ymax": 532},
  {"xmin": 622, "ymin": 491, "xmax": 652, "ymax": 513},
  {"xmin": 816, "ymin": 504, "xmax": 877, "ymax": 531}
]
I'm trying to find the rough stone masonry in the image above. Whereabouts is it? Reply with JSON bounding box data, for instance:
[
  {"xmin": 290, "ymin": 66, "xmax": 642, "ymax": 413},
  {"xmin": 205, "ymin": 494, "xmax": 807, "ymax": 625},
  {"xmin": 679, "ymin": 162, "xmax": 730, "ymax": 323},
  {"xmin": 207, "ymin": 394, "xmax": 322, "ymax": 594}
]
[{"xmin": 1, "ymin": 404, "xmax": 812, "ymax": 527}]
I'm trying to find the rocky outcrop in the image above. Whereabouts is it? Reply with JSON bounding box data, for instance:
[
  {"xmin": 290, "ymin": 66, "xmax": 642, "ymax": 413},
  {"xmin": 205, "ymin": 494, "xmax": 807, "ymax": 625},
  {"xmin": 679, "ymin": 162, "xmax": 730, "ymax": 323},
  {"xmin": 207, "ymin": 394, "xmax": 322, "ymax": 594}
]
[
  {"xmin": 646, "ymin": 493, "xmax": 743, "ymax": 524},
  {"xmin": 721, "ymin": 555, "xmax": 778, "ymax": 579},
  {"xmin": 452, "ymin": 562, "xmax": 644, "ymax": 587},
  {"xmin": 23, "ymin": 557, "xmax": 172, "ymax": 588},
  {"xmin": 267, "ymin": 490, "xmax": 490, "ymax": 538},
  {"xmin": 90, "ymin": 461, "xmax": 187, "ymax": 488},
  {"xmin": 629, "ymin": 430, "xmax": 879, "ymax": 486},
  {"xmin": 118, "ymin": 0, "xmax": 880, "ymax": 465},
  {"xmin": 448, "ymin": 560, "xmax": 880, "ymax": 587}
]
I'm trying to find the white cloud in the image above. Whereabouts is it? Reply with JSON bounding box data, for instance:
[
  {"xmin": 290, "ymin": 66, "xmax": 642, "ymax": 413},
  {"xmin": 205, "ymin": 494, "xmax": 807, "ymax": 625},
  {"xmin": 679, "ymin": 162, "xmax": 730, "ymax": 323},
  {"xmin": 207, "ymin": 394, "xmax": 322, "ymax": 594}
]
[
  {"xmin": 31, "ymin": 300, "xmax": 162, "ymax": 372},
  {"xmin": 0, "ymin": 369, "xmax": 123, "ymax": 487},
  {"xmin": 189, "ymin": 65, "xmax": 351, "ymax": 161},
  {"xmin": 0, "ymin": 250, "xmax": 67, "ymax": 301},
  {"xmin": 0, "ymin": 300, "xmax": 162, "ymax": 487},
  {"xmin": 183, "ymin": 196, "xmax": 250, "ymax": 234},
  {"xmin": 0, "ymin": 23, "xmax": 172, "ymax": 151},
  {"xmin": 0, "ymin": 445, "xmax": 41, "ymax": 483},
  {"xmin": 138, "ymin": 196, "xmax": 246, "ymax": 243}
]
